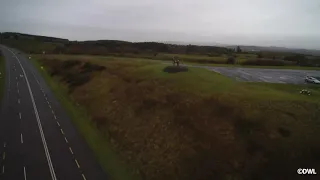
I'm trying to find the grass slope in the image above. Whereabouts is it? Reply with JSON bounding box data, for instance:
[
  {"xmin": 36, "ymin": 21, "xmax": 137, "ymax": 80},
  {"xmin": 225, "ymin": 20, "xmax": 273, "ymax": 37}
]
[
  {"xmin": 29, "ymin": 58, "xmax": 139, "ymax": 180},
  {"xmin": 33, "ymin": 54, "xmax": 320, "ymax": 70},
  {"xmin": 34, "ymin": 54, "xmax": 320, "ymax": 180}
]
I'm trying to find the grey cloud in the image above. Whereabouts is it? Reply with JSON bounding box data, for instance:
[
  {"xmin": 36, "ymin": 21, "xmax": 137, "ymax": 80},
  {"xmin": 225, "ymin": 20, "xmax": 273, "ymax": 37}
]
[{"xmin": 0, "ymin": 0, "xmax": 320, "ymax": 49}]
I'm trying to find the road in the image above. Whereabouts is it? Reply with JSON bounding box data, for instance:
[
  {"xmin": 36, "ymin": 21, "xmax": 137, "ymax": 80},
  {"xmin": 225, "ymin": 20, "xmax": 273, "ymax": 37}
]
[
  {"xmin": 177, "ymin": 63, "xmax": 320, "ymax": 84},
  {"xmin": 207, "ymin": 66, "xmax": 320, "ymax": 84},
  {"xmin": 0, "ymin": 46, "xmax": 108, "ymax": 180}
]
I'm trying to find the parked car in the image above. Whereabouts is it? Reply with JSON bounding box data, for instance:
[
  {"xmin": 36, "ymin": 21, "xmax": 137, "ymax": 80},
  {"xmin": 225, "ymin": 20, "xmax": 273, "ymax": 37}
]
[{"xmin": 305, "ymin": 76, "xmax": 320, "ymax": 84}]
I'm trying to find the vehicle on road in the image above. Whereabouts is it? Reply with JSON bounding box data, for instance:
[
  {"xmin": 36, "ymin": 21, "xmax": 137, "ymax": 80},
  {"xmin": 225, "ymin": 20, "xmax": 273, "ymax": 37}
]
[{"xmin": 305, "ymin": 76, "xmax": 320, "ymax": 84}]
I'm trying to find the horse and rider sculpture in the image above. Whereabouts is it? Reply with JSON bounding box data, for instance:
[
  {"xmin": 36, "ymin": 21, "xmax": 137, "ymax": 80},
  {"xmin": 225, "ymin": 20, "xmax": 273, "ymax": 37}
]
[{"xmin": 172, "ymin": 56, "xmax": 181, "ymax": 67}]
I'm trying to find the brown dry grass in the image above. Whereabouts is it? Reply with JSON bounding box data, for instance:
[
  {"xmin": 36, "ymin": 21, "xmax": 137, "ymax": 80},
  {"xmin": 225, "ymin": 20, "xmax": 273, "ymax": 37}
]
[{"xmin": 37, "ymin": 56, "xmax": 320, "ymax": 180}]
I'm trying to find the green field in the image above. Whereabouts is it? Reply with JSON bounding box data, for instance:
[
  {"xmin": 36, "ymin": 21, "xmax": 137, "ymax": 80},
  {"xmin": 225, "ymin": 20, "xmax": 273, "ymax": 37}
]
[{"xmin": 30, "ymin": 54, "xmax": 320, "ymax": 180}]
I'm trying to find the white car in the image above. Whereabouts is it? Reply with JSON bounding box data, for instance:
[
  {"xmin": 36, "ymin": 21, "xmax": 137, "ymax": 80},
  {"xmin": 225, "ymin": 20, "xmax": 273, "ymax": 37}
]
[{"xmin": 305, "ymin": 76, "xmax": 320, "ymax": 84}]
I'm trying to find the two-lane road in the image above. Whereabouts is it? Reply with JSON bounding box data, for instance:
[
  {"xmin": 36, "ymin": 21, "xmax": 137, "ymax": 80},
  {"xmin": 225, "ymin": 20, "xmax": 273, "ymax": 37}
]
[{"xmin": 0, "ymin": 46, "xmax": 108, "ymax": 180}]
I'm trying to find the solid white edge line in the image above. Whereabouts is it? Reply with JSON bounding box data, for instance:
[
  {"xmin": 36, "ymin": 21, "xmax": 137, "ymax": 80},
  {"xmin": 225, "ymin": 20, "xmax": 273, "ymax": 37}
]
[
  {"xmin": 6, "ymin": 47, "xmax": 57, "ymax": 180},
  {"xmin": 24, "ymin": 166, "xmax": 27, "ymax": 180}
]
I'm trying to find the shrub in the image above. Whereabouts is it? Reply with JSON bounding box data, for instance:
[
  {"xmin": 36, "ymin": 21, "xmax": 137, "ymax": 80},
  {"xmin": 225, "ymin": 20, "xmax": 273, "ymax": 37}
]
[{"xmin": 227, "ymin": 56, "xmax": 236, "ymax": 64}]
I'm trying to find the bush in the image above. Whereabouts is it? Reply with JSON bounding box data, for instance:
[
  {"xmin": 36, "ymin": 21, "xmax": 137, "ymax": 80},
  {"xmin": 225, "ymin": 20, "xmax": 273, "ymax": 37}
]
[{"xmin": 227, "ymin": 56, "xmax": 236, "ymax": 64}]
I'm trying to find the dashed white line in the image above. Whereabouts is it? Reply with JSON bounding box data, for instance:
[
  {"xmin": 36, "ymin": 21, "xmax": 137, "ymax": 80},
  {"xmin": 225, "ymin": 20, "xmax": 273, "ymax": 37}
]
[
  {"xmin": 2, "ymin": 165, "xmax": 4, "ymax": 174},
  {"xmin": 49, "ymin": 105, "xmax": 52, "ymax": 109},
  {"xmin": 69, "ymin": 147, "xmax": 74, "ymax": 155},
  {"xmin": 82, "ymin": 174, "xmax": 87, "ymax": 180},
  {"xmin": 54, "ymin": 115, "xmax": 57, "ymax": 120},
  {"xmin": 21, "ymin": 134, "xmax": 24, "ymax": 144},
  {"xmin": 17, "ymin": 82, "xmax": 19, "ymax": 87},
  {"xmin": 18, "ymin": 99, "xmax": 20, "ymax": 104},
  {"xmin": 64, "ymin": 137, "xmax": 69, "ymax": 143},
  {"xmin": 60, "ymin": 129, "xmax": 64, "ymax": 135},
  {"xmin": 19, "ymin": 112, "xmax": 21, "ymax": 119},
  {"xmin": 24, "ymin": 166, "xmax": 27, "ymax": 180},
  {"xmin": 6, "ymin": 47, "xmax": 57, "ymax": 180},
  {"xmin": 52, "ymin": 110, "xmax": 55, "ymax": 114},
  {"xmin": 2, "ymin": 152, "xmax": 5, "ymax": 160},
  {"xmin": 3, "ymin": 142, "xmax": 6, "ymax": 148},
  {"xmin": 75, "ymin": 159, "xmax": 80, "ymax": 168},
  {"xmin": 56, "ymin": 121, "xmax": 60, "ymax": 127}
]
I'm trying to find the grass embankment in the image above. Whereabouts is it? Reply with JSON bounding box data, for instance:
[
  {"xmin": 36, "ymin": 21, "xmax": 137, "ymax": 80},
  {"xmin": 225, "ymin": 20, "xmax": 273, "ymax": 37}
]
[
  {"xmin": 32, "ymin": 54, "xmax": 320, "ymax": 71},
  {"xmin": 30, "ymin": 58, "xmax": 138, "ymax": 180},
  {"xmin": 0, "ymin": 55, "xmax": 5, "ymax": 103},
  {"xmin": 33, "ymin": 55, "xmax": 320, "ymax": 180}
]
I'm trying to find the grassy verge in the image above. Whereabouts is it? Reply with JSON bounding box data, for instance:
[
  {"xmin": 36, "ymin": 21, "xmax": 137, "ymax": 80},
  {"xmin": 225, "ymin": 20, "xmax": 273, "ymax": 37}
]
[
  {"xmin": 0, "ymin": 56, "xmax": 5, "ymax": 103},
  {"xmin": 32, "ymin": 54, "xmax": 320, "ymax": 70},
  {"xmin": 33, "ymin": 55, "xmax": 320, "ymax": 180},
  {"xmin": 29, "ymin": 58, "xmax": 139, "ymax": 180}
]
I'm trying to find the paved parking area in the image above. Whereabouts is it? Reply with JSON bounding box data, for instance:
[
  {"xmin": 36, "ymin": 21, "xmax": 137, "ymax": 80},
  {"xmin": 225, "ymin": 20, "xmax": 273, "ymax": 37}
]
[{"xmin": 207, "ymin": 67, "xmax": 320, "ymax": 84}]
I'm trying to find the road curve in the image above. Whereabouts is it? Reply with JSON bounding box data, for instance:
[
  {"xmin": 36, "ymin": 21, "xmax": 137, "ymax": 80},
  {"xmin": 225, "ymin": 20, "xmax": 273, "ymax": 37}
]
[{"xmin": 0, "ymin": 45, "xmax": 108, "ymax": 180}]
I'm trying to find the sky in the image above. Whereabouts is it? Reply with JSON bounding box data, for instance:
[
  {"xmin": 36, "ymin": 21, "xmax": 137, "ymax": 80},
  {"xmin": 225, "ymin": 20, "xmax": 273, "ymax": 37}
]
[{"xmin": 1, "ymin": 0, "xmax": 320, "ymax": 49}]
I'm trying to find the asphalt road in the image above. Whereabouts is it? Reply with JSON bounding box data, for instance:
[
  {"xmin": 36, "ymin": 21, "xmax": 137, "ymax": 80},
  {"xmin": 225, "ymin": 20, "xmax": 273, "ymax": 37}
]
[
  {"xmin": 207, "ymin": 67, "xmax": 320, "ymax": 84},
  {"xmin": 0, "ymin": 46, "xmax": 108, "ymax": 180},
  {"xmin": 174, "ymin": 63, "xmax": 320, "ymax": 84}
]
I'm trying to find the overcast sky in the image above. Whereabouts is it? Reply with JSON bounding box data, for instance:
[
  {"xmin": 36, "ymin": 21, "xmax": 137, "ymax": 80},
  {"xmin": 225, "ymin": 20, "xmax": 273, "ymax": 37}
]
[{"xmin": 1, "ymin": 0, "xmax": 320, "ymax": 49}]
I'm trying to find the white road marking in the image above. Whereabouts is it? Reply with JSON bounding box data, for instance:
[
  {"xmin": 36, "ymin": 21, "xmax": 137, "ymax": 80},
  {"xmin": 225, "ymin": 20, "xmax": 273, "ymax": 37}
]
[
  {"xmin": 18, "ymin": 99, "xmax": 20, "ymax": 104},
  {"xmin": 18, "ymin": 89, "xmax": 19, "ymax": 94},
  {"xmin": 56, "ymin": 121, "xmax": 60, "ymax": 127},
  {"xmin": 19, "ymin": 112, "xmax": 21, "ymax": 119},
  {"xmin": 52, "ymin": 110, "xmax": 55, "ymax": 114},
  {"xmin": 82, "ymin": 174, "xmax": 87, "ymax": 180},
  {"xmin": 21, "ymin": 134, "xmax": 24, "ymax": 144},
  {"xmin": 75, "ymin": 159, "xmax": 80, "ymax": 168},
  {"xmin": 24, "ymin": 166, "xmax": 27, "ymax": 180},
  {"xmin": 69, "ymin": 147, "xmax": 74, "ymax": 154},
  {"xmin": 6, "ymin": 47, "xmax": 57, "ymax": 180},
  {"xmin": 2, "ymin": 165, "xmax": 4, "ymax": 174},
  {"xmin": 60, "ymin": 129, "xmax": 64, "ymax": 135},
  {"xmin": 54, "ymin": 115, "xmax": 57, "ymax": 120},
  {"xmin": 64, "ymin": 137, "xmax": 69, "ymax": 143},
  {"xmin": 47, "ymin": 101, "xmax": 50, "ymax": 105},
  {"xmin": 4, "ymin": 142, "xmax": 6, "ymax": 148},
  {"xmin": 49, "ymin": 105, "xmax": 51, "ymax": 109},
  {"xmin": 17, "ymin": 82, "xmax": 19, "ymax": 87},
  {"xmin": 2, "ymin": 152, "xmax": 5, "ymax": 160}
]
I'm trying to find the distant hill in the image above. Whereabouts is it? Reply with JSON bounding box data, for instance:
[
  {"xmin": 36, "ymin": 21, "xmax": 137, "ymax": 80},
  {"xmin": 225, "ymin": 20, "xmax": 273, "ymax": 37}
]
[
  {"xmin": 1, "ymin": 32, "xmax": 69, "ymax": 43},
  {"xmin": 227, "ymin": 45, "xmax": 320, "ymax": 56}
]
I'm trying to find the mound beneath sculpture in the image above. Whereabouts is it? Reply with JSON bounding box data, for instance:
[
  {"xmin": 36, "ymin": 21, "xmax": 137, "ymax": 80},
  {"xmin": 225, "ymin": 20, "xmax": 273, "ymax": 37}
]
[{"xmin": 162, "ymin": 66, "xmax": 189, "ymax": 73}]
